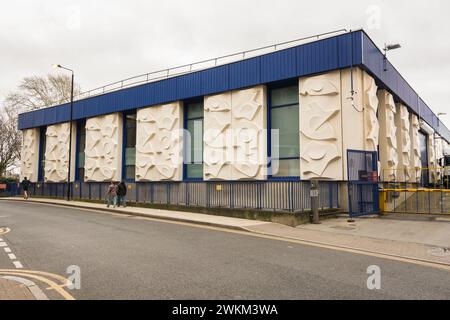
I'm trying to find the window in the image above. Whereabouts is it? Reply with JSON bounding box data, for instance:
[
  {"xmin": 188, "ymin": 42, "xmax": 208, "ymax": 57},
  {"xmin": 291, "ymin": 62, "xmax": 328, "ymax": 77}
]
[
  {"xmin": 76, "ymin": 121, "xmax": 86, "ymax": 181},
  {"xmin": 123, "ymin": 113, "xmax": 137, "ymax": 180},
  {"xmin": 269, "ymin": 84, "xmax": 300, "ymax": 178},
  {"xmin": 419, "ymin": 130, "xmax": 429, "ymax": 185},
  {"xmin": 184, "ymin": 101, "xmax": 204, "ymax": 179},
  {"xmin": 38, "ymin": 126, "xmax": 47, "ymax": 181}
]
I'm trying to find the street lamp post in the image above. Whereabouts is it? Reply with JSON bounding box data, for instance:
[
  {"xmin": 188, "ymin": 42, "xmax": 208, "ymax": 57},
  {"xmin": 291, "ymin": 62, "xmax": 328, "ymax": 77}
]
[{"xmin": 53, "ymin": 64, "xmax": 74, "ymax": 201}]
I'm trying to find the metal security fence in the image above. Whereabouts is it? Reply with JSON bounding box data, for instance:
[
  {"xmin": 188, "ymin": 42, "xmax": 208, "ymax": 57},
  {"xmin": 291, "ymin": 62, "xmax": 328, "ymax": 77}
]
[
  {"xmin": 380, "ymin": 167, "xmax": 450, "ymax": 215},
  {"xmin": 9, "ymin": 180, "xmax": 340, "ymax": 214}
]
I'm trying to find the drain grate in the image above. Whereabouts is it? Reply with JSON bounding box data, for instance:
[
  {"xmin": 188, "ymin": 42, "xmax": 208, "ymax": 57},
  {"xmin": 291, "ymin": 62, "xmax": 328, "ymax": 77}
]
[{"xmin": 427, "ymin": 247, "xmax": 450, "ymax": 257}]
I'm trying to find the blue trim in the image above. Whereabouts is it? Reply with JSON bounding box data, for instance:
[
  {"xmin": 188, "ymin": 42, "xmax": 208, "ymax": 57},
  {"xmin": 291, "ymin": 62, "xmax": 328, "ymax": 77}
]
[
  {"xmin": 183, "ymin": 97, "xmax": 204, "ymax": 181},
  {"xmin": 267, "ymin": 81, "xmax": 300, "ymax": 179},
  {"xmin": 37, "ymin": 126, "xmax": 46, "ymax": 182},
  {"xmin": 74, "ymin": 119, "xmax": 86, "ymax": 182},
  {"xmin": 122, "ymin": 110, "xmax": 137, "ymax": 182}
]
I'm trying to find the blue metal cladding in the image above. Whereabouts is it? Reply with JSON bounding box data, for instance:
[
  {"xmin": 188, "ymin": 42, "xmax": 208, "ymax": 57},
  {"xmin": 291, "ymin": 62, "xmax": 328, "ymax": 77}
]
[
  {"xmin": 18, "ymin": 31, "xmax": 364, "ymax": 131},
  {"xmin": 361, "ymin": 31, "xmax": 450, "ymax": 141},
  {"xmin": 17, "ymin": 30, "xmax": 450, "ymax": 142}
]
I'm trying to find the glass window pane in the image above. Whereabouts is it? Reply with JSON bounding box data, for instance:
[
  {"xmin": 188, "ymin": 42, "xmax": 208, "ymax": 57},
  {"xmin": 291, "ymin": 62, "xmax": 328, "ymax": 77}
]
[
  {"xmin": 186, "ymin": 102, "xmax": 204, "ymax": 119},
  {"xmin": 186, "ymin": 164, "xmax": 203, "ymax": 179},
  {"xmin": 187, "ymin": 119, "xmax": 203, "ymax": 164},
  {"xmin": 125, "ymin": 147, "xmax": 136, "ymax": 166},
  {"xmin": 272, "ymin": 159, "xmax": 300, "ymax": 177},
  {"xmin": 125, "ymin": 166, "xmax": 135, "ymax": 180},
  {"xmin": 271, "ymin": 85, "xmax": 298, "ymax": 107},
  {"xmin": 77, "ymin": 153, "xmax": 85, "ymax": 168},
  {"xmin": 271, "ymin": 105, "xmax": 299, "ymax": 158}
]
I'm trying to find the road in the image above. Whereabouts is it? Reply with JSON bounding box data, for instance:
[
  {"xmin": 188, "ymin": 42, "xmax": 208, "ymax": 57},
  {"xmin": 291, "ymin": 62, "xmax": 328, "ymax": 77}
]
[{"xmin": 0, "ymin": 200, "xmax": 449, "ymax": 300}]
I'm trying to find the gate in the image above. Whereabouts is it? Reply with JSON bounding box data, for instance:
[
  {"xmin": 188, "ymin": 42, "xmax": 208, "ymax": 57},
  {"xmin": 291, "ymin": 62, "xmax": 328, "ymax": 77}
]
[{"xmin": 347, "ymin": 150, "xmax": 380, "ymax": 217}]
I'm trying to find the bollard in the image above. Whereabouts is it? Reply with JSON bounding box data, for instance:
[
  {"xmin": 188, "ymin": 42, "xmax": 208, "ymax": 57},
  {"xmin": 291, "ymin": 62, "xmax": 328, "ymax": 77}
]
[{"xmin": 311, "ymin": 180, "xmax": 320, "ymax": 224}]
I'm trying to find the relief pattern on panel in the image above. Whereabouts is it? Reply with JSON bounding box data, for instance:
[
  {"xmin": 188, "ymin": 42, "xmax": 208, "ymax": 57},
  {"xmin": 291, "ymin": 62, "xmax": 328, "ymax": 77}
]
[
  {"xmin": 204, "ymin": 93, "xmax": 232, "ymax": 180},
  {"xmin": 136, "ymin": 103, "xmax": 182, "ymax": 181},
  {"xmin": 379, "ymin": 92, "xmax": 398, "ymax": 181},
  {"xmin": 300, "ymin": 74, "xmax": 341, "ymax": 179},
  {"xmin": 231, "ymin": 87, "xmax": 265, "ymax": 180},
  {"xmin": 397, "ymin": 105, "xmax": 411, "ymax": 182},
  {"xmin": 21, "ymin": 129, "xmax": 38, "ymax": 181},
  {"xmin": 85, "ymin": 114, "xmax": 119, "ymax": 182},
  {"xmin": 410, "ymin": 114, "xmax": 422, "ymax": 183},
  {"xmin": 428, "ymin": 135, "xmax": 437, "ymax": 182},
  {"xmin": 364, "ymin": 76, "xmax": 379, "ymax": 152},
  {"xmin": 44, "ymin": 123, "xmax": 71, "ymax": 182}
]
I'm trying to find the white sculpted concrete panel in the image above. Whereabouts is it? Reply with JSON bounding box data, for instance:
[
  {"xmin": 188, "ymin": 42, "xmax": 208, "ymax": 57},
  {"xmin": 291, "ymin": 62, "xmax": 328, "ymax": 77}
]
[
  {"xmin": 204, "ymin": 92, "xmax": 232, "ymax": 180},
  {"xmin": 136, "ymin": 102, "xmax": 183, "ymax": 181},
  {"xmin": 44, "ymin": 123, "xmax": 76, "ymax": 182},
  {"xmin": 299, "ymin": 71, "xmax": 342, "ymax": 180},
  {"xmin": 85, "ymin": 114, "xmax": 122, "ymax": 182},
  {"xmin": 232, "ymin": 86, "xmax": 266, "ymax": 180},
  {"xmin": 363, "ymin": 74, "xmax": 379, "ymax": 152},
  {"xmin": 377, "ymin": 90, "xmax": 398, "ymax": 182},
  {"xmin": 20, "ymin": 128, "xmax": 40, "ymax": 182},
  {"xmin": 204, "ymin": 86, "xmax": 267, "ymax": 181},
  {"xmin": 409, "ymin": 114, "xmax": 422, "ymax": 183},
  {"xmin": 394, "ymin": 104, "xmax": 411, "ymax": 182}
]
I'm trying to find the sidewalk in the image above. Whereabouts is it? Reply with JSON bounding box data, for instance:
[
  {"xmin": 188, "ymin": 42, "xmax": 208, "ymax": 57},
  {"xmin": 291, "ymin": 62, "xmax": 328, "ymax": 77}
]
[
  {"xmin": 2, "ymin": 197, "xmax": 450, "ymax": 268},
  {"xmin": 0, "ymin": 278, "xmax": 35, "ymax": 300}
]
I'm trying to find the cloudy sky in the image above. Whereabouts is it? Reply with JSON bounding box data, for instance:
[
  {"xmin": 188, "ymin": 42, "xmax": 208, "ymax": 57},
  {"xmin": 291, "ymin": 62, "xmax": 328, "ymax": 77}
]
[{"xmin": 1, "ymin": 0, "xmax": 449, "ymax": 127}]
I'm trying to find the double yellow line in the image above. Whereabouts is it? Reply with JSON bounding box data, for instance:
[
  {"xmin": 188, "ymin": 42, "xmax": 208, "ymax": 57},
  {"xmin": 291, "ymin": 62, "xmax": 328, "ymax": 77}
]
[{"xmin": 0, "ymin": 269, "xmax": 75, "ymax": 300}]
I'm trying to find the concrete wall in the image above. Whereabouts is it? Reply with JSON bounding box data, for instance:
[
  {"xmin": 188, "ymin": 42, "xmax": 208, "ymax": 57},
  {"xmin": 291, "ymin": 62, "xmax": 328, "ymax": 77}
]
[
  {"xmin": 84, "ymin": 113, "xmax": 123, "ymax": 182},
  {"xmin": 394, "ymin": 104, "xmax": 411, "ymax": 182},
  {"xmin": 20, "ymin": 128, "xmax": 40, "ymax": 182},
  {"xmin": 299, "ymin": 70, "xmax": 343, "ymax": 180},
  {"xmin": 378, "ymin": 90, "xmax": 398, "ymax": 182},
  {"xmin": 135, "ymin": 102, "xmax": 183, "ymax": 181},
  {"xmin": 204, "ymin": 85, "xmax": 267, "ymax": 180},
  {"xmin": 410, "ymin": 114, "xmax": 422, "ymax": 183},
  {"xmin": 44, "ymin": 122, "xmax": 76, "ymax": 182}
]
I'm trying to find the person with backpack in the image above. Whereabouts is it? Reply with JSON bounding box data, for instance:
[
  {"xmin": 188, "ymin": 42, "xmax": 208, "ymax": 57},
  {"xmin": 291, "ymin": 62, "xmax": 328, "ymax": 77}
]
[
  {"xmin": 21, "ymin": 177, "xmax": 31, "ymax": 200},
  {"xmin": 106, "ymin": 181, "xmax": 118, "ymax": 208},
  {"xmin": 117, "ymin": 181, "xmax": 127, "ymax": 208}
]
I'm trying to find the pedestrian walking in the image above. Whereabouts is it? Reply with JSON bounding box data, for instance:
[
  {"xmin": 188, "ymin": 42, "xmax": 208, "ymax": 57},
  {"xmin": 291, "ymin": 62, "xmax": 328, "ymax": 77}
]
[
  {"xmin": 21, "ymin": 177, "xmax": 31, "ymax": 200},
  {"xmin": 117, "ymin": 181, "xmax": 127, "ymax": 208},
  {"xmin": 106, "ymin": 181, "xmax": 118, "ymax": 208}
]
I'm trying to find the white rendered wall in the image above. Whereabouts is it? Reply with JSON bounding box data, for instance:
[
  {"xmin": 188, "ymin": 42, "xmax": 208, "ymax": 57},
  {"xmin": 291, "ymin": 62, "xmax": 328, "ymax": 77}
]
[
  {"xmin": 44, "ymin": 122, "xmax": 76, "ymax": 182},
  {"xmin": 299, "ymin": 70, "xmax": 343, "ymax": 180},
  {"xmin": 377, "ymin": 90, "xmax": 398, "ymax": 182},
  {"xmin": 204, "ymin": 86, "xmax": 267, "ymax": 180},
  {"xmin": 394, "ymin": 104, "xmax": 411, "ymax": 182},
  {"xmin": 409, "ymin": 114, "xmax": 422, "ymax": 183},
  {"xmin": 84, "ymin": 113, "xmax": 123, "ymax": 182},
  {"xmin": 135, "ymin": 102, "xmax": 183, "ymax": 181},
  {"xmin": 20, "ymin": 128, "xmax": 40, "ymax": 182}
]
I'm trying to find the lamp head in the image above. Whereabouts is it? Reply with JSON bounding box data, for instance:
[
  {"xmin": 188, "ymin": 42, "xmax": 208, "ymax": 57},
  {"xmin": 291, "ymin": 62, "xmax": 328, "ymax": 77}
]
[
  {"xmin": 52, "ymin": 64, "xmax": 62, "ymax": 69},
  {"xmin": 385, "ymin": 43, "xmax": 401, "ymax": 51}
]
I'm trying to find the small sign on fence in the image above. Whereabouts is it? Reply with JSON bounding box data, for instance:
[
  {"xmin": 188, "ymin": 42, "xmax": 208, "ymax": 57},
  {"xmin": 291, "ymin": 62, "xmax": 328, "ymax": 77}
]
[{"xmin": 0, "ymin": 184, "xmax": 7, "ymax": 191}]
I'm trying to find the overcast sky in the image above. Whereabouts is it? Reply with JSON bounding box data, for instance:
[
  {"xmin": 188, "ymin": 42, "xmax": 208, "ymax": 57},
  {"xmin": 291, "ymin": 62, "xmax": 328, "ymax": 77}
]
[{"xmin": 1, "ymin": 0, "xmax": 449, "ymax": 127}]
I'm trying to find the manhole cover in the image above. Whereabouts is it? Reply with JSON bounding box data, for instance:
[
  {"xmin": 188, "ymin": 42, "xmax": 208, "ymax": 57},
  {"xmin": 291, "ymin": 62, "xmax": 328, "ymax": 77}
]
[
  {"xmin": 330, "ymin": 226, "xmax": 356, "ymax": 231},
  {"xmin": 427, "ymin": 247, "xmax": 450, "ymax": 257}
]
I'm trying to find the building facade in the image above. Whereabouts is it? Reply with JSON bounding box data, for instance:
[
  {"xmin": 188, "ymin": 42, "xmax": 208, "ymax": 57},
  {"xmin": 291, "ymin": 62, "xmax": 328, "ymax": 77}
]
[{"xmin": 18, "ymin": 30, "xmax": 450, "ymax": 210}]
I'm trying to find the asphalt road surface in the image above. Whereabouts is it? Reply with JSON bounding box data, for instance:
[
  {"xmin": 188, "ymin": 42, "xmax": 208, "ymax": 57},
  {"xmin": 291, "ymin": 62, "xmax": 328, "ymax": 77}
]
[{"xmin": 0, "ymin": 200, "xmax": 449, "ymax": 300}]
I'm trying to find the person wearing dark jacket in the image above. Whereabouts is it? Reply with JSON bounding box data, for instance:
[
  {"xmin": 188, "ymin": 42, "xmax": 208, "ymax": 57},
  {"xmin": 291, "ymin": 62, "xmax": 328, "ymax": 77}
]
[
  {"xmin": 21, "ymin": 177, "xmax": 31, "ymax": 200},
  {"xmin": 117, "ymin": 181, "xmax": 127, "ymax": 207}
]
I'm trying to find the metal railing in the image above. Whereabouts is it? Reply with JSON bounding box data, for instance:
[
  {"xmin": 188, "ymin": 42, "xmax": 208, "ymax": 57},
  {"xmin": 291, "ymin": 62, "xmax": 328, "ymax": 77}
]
[
  {"xmin": 62, "ymin": 29, "xmax": 348, "ymax": 104},
  {"xmin": 5, "ymin": 180, "xmax": 340, "ymax": 214},
  {"xmin": 380, "ymin": 167, "xmax": 450, "ymax": 214}
]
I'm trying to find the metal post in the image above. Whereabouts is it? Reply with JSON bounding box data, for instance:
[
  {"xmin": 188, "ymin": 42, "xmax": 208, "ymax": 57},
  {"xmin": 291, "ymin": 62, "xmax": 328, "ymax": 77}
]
[
  {"xmin": 67, "ymin": 72, "xmax": 74, "ymax": 201},
  {"xmin": 311, "ymin": 180, "xmax": 320, "ymax": 224}
]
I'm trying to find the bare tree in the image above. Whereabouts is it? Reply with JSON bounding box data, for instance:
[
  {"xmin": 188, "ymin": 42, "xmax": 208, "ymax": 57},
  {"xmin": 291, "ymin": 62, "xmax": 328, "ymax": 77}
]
[{"xmin": 0, "ymin": 74, "xmax": 80, "ymax": 177}]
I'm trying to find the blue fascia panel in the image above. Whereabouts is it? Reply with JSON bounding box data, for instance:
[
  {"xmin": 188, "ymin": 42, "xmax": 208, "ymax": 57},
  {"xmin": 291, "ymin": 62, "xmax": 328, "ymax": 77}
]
[{"xmin": 16, "ymin": 32, "xmax": 360, "ymax": 130}]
